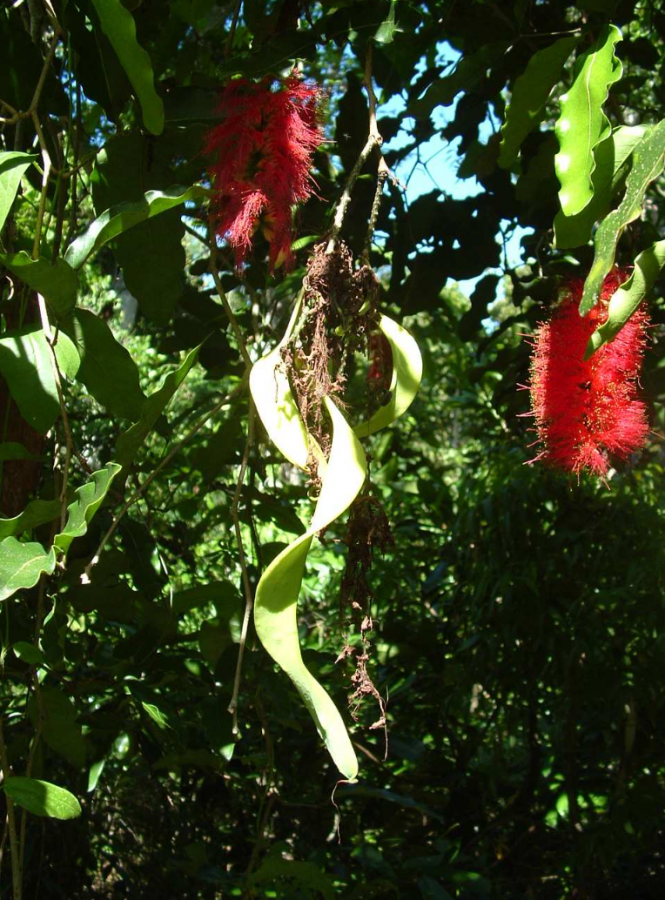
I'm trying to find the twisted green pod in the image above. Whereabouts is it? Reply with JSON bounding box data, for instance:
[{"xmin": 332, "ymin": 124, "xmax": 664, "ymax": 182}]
[{"xmin": 250, "ymin": 305, "xmax": 422, "ymax": 779}]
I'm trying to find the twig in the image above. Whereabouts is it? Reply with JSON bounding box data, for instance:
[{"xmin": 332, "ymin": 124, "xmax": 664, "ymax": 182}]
[
  {"xmin": 0, "ymin": 717, "xmax": 21, "ymax": 900},
  {"xmin": 225, "ymin": 0, "xmax": 243, "ymax": 60},
  {"xmin": 82, "ymin": 382, "xmax": 247, "ymax": 580},
  {"xmin": 228, "ymin": 399, "xmax": 256, "ymax": 731},
  {"xmin": 327, "ymin": 41, "xmax": 395, "ymax": 255},
  {"xmin": 209, "ymin": 237, "xmax": 253, "ymax": 369}
]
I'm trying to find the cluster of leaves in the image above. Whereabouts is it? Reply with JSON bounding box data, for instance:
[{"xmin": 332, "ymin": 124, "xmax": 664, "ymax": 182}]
[{"xmin": 2, "ymin": 1, "xmax": 665, "ymax": 899}]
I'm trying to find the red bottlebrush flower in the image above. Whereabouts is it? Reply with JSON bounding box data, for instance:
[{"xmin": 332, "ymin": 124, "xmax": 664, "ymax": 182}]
[
  {"xmin": 204, "ymin": 74, "xmax": 323, "ymax": 270},
  {"xmin": 527, "ymin": 269, "xmax": 649, "ymax": 477}
]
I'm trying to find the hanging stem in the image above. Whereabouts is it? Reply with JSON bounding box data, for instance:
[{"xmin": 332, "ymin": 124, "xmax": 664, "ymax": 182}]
[{"xmin": 0, "ymin": 717, "xmax": 21, "ymax": 900}]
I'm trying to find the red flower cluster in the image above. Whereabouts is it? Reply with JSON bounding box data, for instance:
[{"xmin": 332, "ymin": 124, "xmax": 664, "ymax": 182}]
[
  {"xmin": 527, "ymin": 270, "xmax": 649, "ymax": 477},
  {"xmin": 204, "ymin": 74, "xmax": 322, "ymax": 271}
]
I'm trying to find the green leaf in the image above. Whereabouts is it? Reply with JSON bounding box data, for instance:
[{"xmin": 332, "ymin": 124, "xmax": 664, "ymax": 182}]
[
  {"xmin": 0, "ymin": 499, "xmax": 61, "ymax": 540},
  {"xmin": 28, "ymin": 685, "xmax": 87, "ymax": 768},
  {"xmin": 555, "ymin": 24, "xmax": 623, "ymax": 216},
  {"xmin": 585, "ymin": 239, "xmax": 665, "ymax": 357},
  {"xmin": 554, "ymin": 124, "xmax": 648, "ymax": 249},
  {"xmin": 0, "ymin": 151, "xmax": 36, "ymax": 232},
  {"xmin": 250, "ymin": 857, "xmax": 335, "ymax": 900},
  {"xmin": 250, "ymin": 296, "xmax": 310, "ymax": 470},
  {"xmin": 54, "ymin": 463, "xmax": 122, "ymax": 556},
  {"xmin": 141, "ymin": 701, "xmax": 172, "ymax": 730},
  {"xmin": 0, "ymin": 537, "xmax": 57, "ymax": 602},
  {"xmin": 0, "ymin": 252, "xmax": 78, "ymax": 318},
  {"xmin": 12, "ymin": 641, "xmax": 46, "ymax": 666},
  {"xmin": 580, "ymin": 118, "xmax": 665, "ymax": 314},
  {"xmin": 499, "ymin": 35, "xmax": 579, "ymax": 169},
  {"xmin": 90, "ymin": 0, "xmax": 164, "ymax": 135},
  {"xmin": 116, "ymin": 346, "xmax": 200, "ymax": 468},
  {"xmin": 0, "ymin": 326, "xmax": 80, "ymax": 433},
  {"xmin": 65, "ymin": 184, "xmax": 208, "ymax": 269},
  {"xmin": 254, "ymin": 396, "xmax": 366, "ymax": 781},
  {"xmin": 355, "ymin": 315, "xmax": 423, "ymax": 438},
  {"xmin": 374, "ymin": 0, "xmax": 400, "ymax": 44},
  {"xmin": 87, "ymin": 760, "xmax": 105, "ymax": 793},
  {"xmin": 411, "ymin": 43, "xmax": 510, "ymax": 117},
  {"xmin": 0, "ymin": 442, "xmax": 41, "ymax": 462},
  {"xmin": 3, "ymin": 777, "xmax": 81, "ymax": 820},
  {"xmin": 63, "ymin": 308, "xmax": 146, "ymax": 421}
]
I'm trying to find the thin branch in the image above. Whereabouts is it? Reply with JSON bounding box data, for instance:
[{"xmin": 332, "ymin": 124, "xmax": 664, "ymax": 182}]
[
  {"xmin": 0, "ymin": 717, "xmax": 21, "ymax": 900},
  {"xmin": 225, "ymin": 0, "xmax": 243, "ymax": 60},
  {"xmin": 209, "ymin": 238, "xmax": 253, "ymax": 369},
  {"xmin": 228, "ymin": 399, "xmax": 256, "ymax": 731},
  {"xmin": 83, "ymin": 381, "xmax": 247, "ymax": 581}
]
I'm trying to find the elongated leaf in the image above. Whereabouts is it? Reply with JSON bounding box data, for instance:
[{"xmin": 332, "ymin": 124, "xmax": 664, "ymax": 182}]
[
  {"xmin": 54, "ymin": 463, "xmax": 122, "ymax": 555},
  {"xmin": 585, "ymin": 239, "xmax": 665, "ymax": 357},
  {"xmin": 0, "ymin": 151, "xmax": 36, "ymax": 232},
  {"xmin": 0, "ymin": 442, "xmax": 40, "ymax": 462},
  {"xmin": 91, "ymin": 0, "xmax": 164, "ymax": 135},
  {"xmin": 0, "ymin": 326, "xmax": 80, "ymax": 434},
  {"xmin": 28, "ymin": 685, "xmax": 86, "ymax": 768},
  {"xmin": 0, "ymin": 499, "xmax": 61, "ymax": 540},
  {"xmin": 355, "ymin": 316, "xmax": 423, "ymax": 438},
  {"xmin": 254, "ymin": 397, "xmax": 366, "ymax": 781},
  {"xmin": 0, "ymin": 537, "xmax": 56, "ymax": 602},
  {"xmin": 13, "ymin": 641, "xmax": 46, "ymax": 665},
  {"xmin": 116, "ymin": 346, "xmax": 200, "ymax": 467},
  {"xmin": 499, "ymin": 35, "xmax": 579, "ymax": 169},
  {"xmin": 554, "ymin": 124, "xmax": 647, "ymax": 249},
  {"xmin": 0, "ymin": 252, "xmax": 78, "ymax": 318},
  {"xmin": 64, "ymin": 308, "xmax": 146, "ymax": 421},
  {"xmin": 250, "ymin": 296, "xmax": 309, "ymax": 470},
  {"xmin": 374, "ymin": 0, "xmax": 400, "ymax": 44},
  {"xmin": 3, "ymin": 777, "xmax": 81, "ymax": 820},
  {"xmin": 580, "ymin": 118, "xmax": 665, "ymax": 314},
  {"xmin": 411, "ymin": 43, "xmax": 510, "ymax": 117},
  {"xmin": 555, "ymin": 25, "xmax": 623, "ymax": 216},
  {"xmin": 65, "ymin": 185, "xmax": 209, "ymax": 269}
]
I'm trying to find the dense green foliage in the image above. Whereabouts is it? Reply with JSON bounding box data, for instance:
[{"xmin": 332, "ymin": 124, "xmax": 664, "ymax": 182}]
[{"xmin": 2, "ymin": 1, "xmax": 665, "ymax": 898}]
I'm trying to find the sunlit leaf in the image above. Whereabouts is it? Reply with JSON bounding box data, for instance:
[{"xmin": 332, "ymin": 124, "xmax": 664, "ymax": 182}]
[
  {"xmin": 0, "ymin": 151, "xmax": 36, "ymax": 232},
  {"xmin": 580, "ymin": 118, "xmax": 665, "ymax": 314},
  {"xmin": 499, "ymin": 35, "xmax": 579, "ymax": 169},
  {"xmin": 0, "ymin": 538, "xmax": 56, "ymax": 602},
  {"xmin": 0, "ymin": 498, "xmax": 61, "ymax": 540},
  {"xmin": 0, "ymin": 251, "xmax": 78, "ymax": 318},
  {"xmin": 3, "ymin": 777, "xmax": 81, "ymax": 820},
  {"xmin": 54, "ymin": 463, "xmax": 122, "ymax": 556},
  {"xmin": 555, "ymin": 25, "xmax": 623, "ymax": 216},
  {"xmin": 91, "ymin": 0, "xmax": 164, "ymax": 134},
  {"xmin": 585, "ymin": 239, "xmax": 665, "ymax": 356}
]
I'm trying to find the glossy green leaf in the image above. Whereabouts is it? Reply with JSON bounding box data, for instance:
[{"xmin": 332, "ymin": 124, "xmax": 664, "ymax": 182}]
[
  {"xmin": 555, "ymin": 25, "xmax": 623, "ymax": 216},
  {"xmin": 116, "ymin": 346, "xmax": 200, "ymax": 468},
  {"xmin": 554, "ymin": 124, "xmax": 647, "ymax": 249},
  {"xmin": 585, "ymin": 239, "xmax": 665, "ymax": 357},
  {"xmin": 3, "ymin": 777, "xmax": 81, "ymax": 820},
  {"xmin": 142, "ymin": 701, "xmax": 172, "ymax": 730},
  {"xmin": 355, "ymin": 315, "xmax": 423, "ymax": 438},
  {"xmin": 54, "ymin": 463, "xmax": 121, "ymax": 556},
  {"xmin": 0, "ymin": 325, "xmax": 80, "ymax": 434},
  {"xmin": 0, "ymin": 537, "xmax": 56, "ymax": 602},
  {"xmin": 580, "ymin": 118, "xmax": 665, "ymax": 314},
  {"xmin": 0, "ymin": 251, "xmax": 78, "ymax": 318},
  {"xmin": 250, "ymin": 296, "xmax": 309, "ymax": 470},
  {"xmin": 499, "ymin": 35, "xmax": 579, "ymax": 169},
  {"xmin": 0, "ymin": 499, "xmax": 61, "ymax": 540},
  {"xmin": 91, "ymin": 0, "xmax": 164, "ymax": 135},
  {"xmin": 65, "ymin": 185, "xmax": 209, "ymax": 270},
  {"xmin": 254, "ymin": 396, "xmax": 366, "ymax": 781},
  {"xmin": 64, "ymin": 308, "xmax": 146, "ymax": 421},
  {"xmin": 0, "ymin": 151, "xmax": 36, "ymax": 232},
  {"xmin": 87, "ymin": 760, "xmax": 106, "ymax": 793}
]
